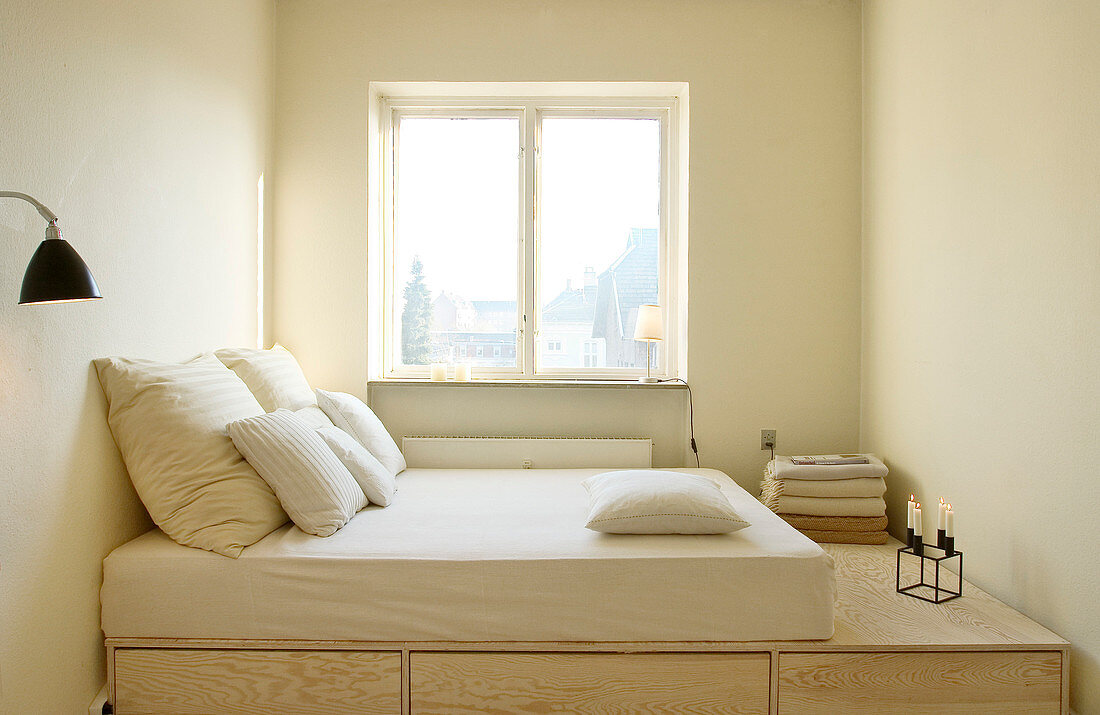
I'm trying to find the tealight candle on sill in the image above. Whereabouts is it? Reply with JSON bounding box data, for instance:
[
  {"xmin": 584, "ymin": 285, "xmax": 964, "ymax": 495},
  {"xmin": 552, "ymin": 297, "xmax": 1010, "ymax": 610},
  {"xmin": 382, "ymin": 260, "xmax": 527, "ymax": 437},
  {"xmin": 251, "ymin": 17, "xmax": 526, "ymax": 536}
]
[
  {"xmin": 454, "ymin": 363, "xmax": 471, "ymax": 382},
  {"xmin": 430, "ymin": 363, "xmax": 447, "ymax": 381}
]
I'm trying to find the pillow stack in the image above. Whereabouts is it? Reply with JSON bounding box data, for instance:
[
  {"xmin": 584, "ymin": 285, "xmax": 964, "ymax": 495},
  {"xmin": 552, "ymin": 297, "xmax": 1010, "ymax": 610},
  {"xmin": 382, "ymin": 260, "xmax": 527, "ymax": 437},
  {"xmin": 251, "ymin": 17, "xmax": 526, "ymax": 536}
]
[
  {"xmin": 96, "ymin": 345, "xmax": 406, "ymax": 556},
  {"xmin": 216, "ymin": 347, "xmax": 404, "ymax": 538},
  {"xmin": 759, "ymin": 456, "xmax": 889, "ymax": 545}
]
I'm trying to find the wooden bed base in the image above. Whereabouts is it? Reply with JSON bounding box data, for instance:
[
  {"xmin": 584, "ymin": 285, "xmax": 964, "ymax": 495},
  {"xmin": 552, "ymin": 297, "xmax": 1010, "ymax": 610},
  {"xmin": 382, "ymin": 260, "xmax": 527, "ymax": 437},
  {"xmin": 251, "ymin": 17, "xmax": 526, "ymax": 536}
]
[{"xmin": 105, "ymin": 542, "xmax": 1069, "ymax": 714}]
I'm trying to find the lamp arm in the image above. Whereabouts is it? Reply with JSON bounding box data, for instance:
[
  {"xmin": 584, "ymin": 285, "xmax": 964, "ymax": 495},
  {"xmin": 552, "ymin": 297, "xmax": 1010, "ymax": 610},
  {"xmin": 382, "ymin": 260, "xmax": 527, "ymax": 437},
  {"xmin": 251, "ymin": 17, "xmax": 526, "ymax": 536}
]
[{"xmin": 0, "ymin": 191, "xmax": 60, "ymax": 225}]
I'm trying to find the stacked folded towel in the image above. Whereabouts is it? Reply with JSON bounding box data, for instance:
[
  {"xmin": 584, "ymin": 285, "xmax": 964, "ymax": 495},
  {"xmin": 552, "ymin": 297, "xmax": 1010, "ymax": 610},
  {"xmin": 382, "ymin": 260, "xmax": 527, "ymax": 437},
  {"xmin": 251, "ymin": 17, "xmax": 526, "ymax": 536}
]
[{"xmin": 760, "ymin": 455, "xmax": 889, "ymax": 545}]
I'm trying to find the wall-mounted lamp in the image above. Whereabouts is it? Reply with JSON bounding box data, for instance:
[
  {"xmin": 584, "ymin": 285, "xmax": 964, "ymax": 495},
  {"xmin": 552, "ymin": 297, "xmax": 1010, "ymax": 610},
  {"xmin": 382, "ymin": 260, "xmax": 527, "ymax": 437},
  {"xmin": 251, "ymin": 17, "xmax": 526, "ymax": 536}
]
[
  {"xmin": 633, "ymin": 303, "xmax": 663, "ymax": 384},
  {"xmin": 1, "ymin": 191, "xmax": 101, "ymax": 305}
]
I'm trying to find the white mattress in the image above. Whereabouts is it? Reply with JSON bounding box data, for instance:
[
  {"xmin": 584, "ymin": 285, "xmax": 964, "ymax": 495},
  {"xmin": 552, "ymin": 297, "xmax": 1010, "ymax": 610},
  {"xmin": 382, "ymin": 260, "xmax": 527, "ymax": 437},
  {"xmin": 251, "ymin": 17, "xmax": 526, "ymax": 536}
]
[{"xmin": 102, "ymin": 468, "xmax": 836, "ymax": 642}]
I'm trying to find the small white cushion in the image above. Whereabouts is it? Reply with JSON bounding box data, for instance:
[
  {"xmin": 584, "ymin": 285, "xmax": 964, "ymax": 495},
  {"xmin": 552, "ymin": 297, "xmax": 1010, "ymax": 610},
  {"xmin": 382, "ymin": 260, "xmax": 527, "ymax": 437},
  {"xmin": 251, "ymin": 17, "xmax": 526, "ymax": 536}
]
[
  {"xmin": 94, "ymin": 354, "xmax": 287, "ymax": 557},
  {"xmin": 582, "ymin": 470, "xmax": 750, "ymax": 534},
  {"xmin": 215, "ymin": 345, "xmax": 316, "ymax": 412},
  {"xmin": 316, "ymin": 389, "xmax": 406, "ymax": 475},
  {"xmin": 317, "ymin": 426, "xmax": 397, "ymax": 507},
  {"xmin": 228, "ymin": 410, "xmax": 367, "ymax": 537}
]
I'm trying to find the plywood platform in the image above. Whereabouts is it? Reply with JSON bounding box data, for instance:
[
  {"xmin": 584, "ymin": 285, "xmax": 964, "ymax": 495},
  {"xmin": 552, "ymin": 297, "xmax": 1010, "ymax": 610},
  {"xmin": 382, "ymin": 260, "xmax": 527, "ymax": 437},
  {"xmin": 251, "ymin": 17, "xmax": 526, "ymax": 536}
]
[{"xmin": 106, "ymin": 539, "xmax": 1069, "ymax": 713}]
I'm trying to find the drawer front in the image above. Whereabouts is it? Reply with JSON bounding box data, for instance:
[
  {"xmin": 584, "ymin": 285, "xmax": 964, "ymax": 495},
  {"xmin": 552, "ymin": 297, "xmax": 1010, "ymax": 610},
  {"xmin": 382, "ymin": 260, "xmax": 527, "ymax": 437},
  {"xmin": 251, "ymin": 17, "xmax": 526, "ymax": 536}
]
[
  {"xmin": 411, "ymin": 651, "xmax": 771, "ymax": 714},
  {"xmin": 778, "ymin": 651, "xmax": 1062, "ymax": 714},
  {"xmin": 114, "ymin": 648, "xmax": 401, "ymax": 714}
]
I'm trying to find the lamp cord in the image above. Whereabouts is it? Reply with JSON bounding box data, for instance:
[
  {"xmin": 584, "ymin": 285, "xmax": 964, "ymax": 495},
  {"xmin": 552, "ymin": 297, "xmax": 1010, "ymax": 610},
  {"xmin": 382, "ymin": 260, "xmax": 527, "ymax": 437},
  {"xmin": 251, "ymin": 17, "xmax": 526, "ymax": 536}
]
[{"xmin": 657, "ymin": 378, "xmax": 700, "ymax": 468}]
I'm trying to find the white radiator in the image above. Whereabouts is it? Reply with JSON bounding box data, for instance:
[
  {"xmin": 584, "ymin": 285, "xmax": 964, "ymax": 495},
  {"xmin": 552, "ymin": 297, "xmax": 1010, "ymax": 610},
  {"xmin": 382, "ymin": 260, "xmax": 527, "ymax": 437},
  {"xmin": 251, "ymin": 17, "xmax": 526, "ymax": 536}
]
[{"xmin": 401, "ymin": 436, "xmax": 652, "ymax": 469}]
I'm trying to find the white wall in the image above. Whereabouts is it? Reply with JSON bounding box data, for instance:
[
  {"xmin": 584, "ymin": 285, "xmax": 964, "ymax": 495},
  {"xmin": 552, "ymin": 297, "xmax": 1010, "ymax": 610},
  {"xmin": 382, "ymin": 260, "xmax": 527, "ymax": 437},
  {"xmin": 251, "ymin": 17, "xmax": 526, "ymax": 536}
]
[
  {"xmin": 0, "ymin": 1, "xmax": 273, "ymax": 711},
  {"xmin": 273, "ymin": 0, "xmax": 863, "ymax": 484},
  {"xmin": 862, "ymin": 2, "xmax": 1100, "ymax": 711}
]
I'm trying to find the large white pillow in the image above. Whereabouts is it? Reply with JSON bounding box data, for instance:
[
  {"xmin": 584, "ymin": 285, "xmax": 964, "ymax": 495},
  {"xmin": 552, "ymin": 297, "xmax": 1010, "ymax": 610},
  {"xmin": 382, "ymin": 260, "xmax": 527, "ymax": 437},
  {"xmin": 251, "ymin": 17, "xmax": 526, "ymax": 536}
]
[
  {"xmin": 317, "ymin": 426, "xmax": 397, "ymax": 507},
  {"xmin": 94, "ymin": 355, "xmax": 288, "ymax": 557},
  {"xmin": 228, "ymin": 410, "xmax": 366, "ymax": 537},
  {"xmin": 215, "ymin": 345, "xmax": 315, "ymax": 412},
  {"xmin": 315, "ymin": 389, "xmax": 406, "ymax": 475},
  {"xmin": 582, "ymin": 470, "xmax": 750, "ymax": 534}
]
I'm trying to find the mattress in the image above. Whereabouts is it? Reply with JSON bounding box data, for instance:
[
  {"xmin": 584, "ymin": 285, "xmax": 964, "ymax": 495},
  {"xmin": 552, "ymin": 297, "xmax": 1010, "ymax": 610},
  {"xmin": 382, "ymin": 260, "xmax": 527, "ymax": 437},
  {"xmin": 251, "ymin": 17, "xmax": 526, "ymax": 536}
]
[{"xmin": 102, "ymin": 468, "xmax": 836, "ymax": 642}]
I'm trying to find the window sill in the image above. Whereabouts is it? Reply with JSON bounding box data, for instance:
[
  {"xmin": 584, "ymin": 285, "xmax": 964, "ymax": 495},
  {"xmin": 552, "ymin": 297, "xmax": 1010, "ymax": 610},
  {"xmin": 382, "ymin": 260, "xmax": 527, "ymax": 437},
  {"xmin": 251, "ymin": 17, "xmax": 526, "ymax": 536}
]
[{"xmin": 367, "ymin": 379, "xmax": 687, "ymax": 389}]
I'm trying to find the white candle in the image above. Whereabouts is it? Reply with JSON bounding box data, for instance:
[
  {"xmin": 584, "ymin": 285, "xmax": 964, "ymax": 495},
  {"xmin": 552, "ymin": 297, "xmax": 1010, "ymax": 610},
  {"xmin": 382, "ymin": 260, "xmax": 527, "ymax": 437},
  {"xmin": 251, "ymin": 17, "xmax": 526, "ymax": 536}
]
[
  {"xmin": 454, "ymin": 363, "xmax": 471, "ymax": 382},
  {"xmin": 913, "ymin": 504, "xmax": 922, "ymax": 536},
  {"xmin": 945, "ymin": 504, "xmax": 955, "ymax": 537},
  {"xmin": 430, "ymin": 363, "xmax": 447, "ymax": 381},
  {"xmin": 907, "ymin": 494, "xmax": 915, "ymax": 529},
  {"xmin": 938, "ymin": 498, "xmax": 947, "ymax": 531}
]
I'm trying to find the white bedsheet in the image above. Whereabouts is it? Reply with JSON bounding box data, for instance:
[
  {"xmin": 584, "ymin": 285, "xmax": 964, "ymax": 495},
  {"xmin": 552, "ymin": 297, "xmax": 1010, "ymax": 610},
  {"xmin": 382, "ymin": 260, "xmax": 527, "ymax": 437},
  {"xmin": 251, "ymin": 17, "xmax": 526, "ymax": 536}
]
[{"xmin": 102, "ymin": 468, "xmax": 836, "ymax": 642}]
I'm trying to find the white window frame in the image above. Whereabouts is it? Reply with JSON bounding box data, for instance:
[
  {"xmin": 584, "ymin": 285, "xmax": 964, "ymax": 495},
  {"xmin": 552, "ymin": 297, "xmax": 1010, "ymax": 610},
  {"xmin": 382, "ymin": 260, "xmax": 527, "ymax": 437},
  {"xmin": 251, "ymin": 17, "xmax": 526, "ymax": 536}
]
[{"xmin": 368, "ymin": 82, "xmax": 689, "ymax": 382}]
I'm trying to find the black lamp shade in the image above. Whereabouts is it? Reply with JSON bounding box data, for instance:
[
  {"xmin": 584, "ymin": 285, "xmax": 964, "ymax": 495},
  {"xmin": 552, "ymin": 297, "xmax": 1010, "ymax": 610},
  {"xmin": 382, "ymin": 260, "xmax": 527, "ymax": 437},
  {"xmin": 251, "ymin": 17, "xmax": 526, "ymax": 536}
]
[{"xmin": 19, "ymin": 239, "xmax": 102, "ymax": 305}]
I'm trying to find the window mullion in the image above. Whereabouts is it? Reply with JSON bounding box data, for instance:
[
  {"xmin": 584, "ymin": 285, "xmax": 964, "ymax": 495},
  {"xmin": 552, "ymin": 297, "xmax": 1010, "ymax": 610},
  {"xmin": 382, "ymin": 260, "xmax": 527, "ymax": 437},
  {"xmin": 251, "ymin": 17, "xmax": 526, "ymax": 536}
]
[{"xmin": 522, "ymin": 104, "xmax": 538, "ymax": 378}]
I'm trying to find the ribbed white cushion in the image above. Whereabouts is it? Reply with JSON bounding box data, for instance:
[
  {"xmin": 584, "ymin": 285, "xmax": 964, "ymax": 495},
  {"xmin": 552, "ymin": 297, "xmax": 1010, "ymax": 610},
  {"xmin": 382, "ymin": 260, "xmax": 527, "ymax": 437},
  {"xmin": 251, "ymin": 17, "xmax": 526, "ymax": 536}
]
[
  {"xmin": 317, "ymin": 426, "xmax": 397, "ymax": 507},
  {"xmin": 316, "ymin": 389, "xmax": 406, "ymax": 475},
  {"xmin": 94, "ymin": 354, "xmax": 287, "ymax": 557},
  {"xmin": 215, "ymin": 345, "xmax": 316, "ymax": 412},
  {"xmin": 582, "ymin": 470, "xmax": 750, "ymax": 534},
  {"xmin": 228, "ymin": 410, "xmax": 366, "ymax": 537}
]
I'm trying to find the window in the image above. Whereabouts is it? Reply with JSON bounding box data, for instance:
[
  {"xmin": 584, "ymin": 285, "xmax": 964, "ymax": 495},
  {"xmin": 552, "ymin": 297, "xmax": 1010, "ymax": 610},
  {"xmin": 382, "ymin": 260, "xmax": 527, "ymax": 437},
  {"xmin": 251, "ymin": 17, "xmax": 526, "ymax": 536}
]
[
  {"xmin": 583, "ymin": 340, "xmax": 601, "ymax": 368},
  {"xmin": 372, "ymin": 83, "xmax": 686, "ymax": 380}
]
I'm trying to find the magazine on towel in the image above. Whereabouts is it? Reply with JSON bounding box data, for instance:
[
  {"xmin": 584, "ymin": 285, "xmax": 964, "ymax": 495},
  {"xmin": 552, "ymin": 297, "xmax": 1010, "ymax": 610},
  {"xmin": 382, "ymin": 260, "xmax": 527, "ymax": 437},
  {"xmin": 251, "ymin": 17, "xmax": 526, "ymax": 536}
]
[{"xmin": 790, "ymin": 454, "xmax": 871, "ymax": 466}]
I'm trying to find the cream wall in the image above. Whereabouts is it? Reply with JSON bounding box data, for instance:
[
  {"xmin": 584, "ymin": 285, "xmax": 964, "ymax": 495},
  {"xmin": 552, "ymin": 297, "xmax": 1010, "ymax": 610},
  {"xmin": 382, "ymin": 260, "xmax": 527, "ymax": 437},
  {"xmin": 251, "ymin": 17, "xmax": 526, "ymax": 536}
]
[
  {"xmin": 273, "ymin": 0, "xmax": 863, "ymax": 483},
  {"xmin": 861, "ymin": 2, "xmax": 1100, "ymax": 711},
  {"xmin": 0, "ymin": 1, "xmax": 273, "ymax": 711}
]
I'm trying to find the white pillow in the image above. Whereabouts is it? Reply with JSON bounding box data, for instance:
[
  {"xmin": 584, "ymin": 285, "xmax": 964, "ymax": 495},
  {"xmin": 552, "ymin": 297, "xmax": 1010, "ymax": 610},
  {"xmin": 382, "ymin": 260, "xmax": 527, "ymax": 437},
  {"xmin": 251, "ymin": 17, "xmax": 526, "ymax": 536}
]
[
  {"xmin": 315, "ymin": 389, "xmax": 406, "ymax": 475},
  {"xmin": 582, "ymin": 470, "xmax": 750, "ymax": 534},
  {"xmin": 94, "ymin": 355, "xmax": 287, "ymax": 557},
  {"xmin": 295, "ymin": 404, "xmax": 335, "ymax": 430},
  {"xmin": 215, "ymin": 345, "xmax": 316, "ymax": 412},
  {"xmin": 317, "ymin": 426, "xmax": 397, "ymax": 507},
  {"xmin": 228, "ymin": 410, "xmax": 366, "ymax": 537}
]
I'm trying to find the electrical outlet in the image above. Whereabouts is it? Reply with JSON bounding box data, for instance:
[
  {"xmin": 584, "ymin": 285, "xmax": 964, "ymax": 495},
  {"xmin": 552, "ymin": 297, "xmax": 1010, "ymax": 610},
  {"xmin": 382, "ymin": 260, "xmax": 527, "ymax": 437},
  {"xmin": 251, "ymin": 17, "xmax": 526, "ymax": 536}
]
[
  {"xmin": 522, "ymin": 459, "xmax": 533, "ymax": 469},
  {"xmin": 761, "ymin": 429, "xmax": 777, "ymax": 450}
]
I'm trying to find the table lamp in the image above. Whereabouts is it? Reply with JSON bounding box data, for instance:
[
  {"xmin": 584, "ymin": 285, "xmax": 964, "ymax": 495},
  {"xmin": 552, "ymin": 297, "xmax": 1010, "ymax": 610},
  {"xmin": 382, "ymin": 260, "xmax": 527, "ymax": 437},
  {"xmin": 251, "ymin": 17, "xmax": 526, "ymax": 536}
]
[{"xmin": 633, "ymin": 304, "xmax": 663, "ymax": 383}]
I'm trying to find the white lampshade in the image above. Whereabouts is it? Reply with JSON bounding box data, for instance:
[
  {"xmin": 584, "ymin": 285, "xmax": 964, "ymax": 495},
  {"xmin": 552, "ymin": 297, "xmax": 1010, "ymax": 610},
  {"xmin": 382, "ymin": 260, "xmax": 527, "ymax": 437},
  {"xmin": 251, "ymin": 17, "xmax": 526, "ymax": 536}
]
[{"xmin": 633, "ymin": 304, "xmax": 664, "ymax": 342}]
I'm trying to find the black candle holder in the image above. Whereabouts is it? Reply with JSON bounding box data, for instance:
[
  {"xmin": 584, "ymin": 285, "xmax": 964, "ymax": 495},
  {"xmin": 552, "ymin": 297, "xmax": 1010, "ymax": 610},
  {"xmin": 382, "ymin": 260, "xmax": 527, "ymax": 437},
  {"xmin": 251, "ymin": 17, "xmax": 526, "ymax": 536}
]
[{"xmin": 896, "ymin": 543, "xmax": 963, "ymax": 604}]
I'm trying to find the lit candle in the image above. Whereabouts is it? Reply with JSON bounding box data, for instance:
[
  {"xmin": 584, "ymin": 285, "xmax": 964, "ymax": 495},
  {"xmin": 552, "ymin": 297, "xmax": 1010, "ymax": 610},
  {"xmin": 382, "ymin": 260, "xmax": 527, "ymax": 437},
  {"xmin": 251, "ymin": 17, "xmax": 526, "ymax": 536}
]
[
  {"xmin": 913, "ymin": 503, "xmax": 922, "ymax": 536},
  {"xmin": 907, "ymin": 494, "xmax": 916, "ymax": 529},
  {"xmin": 945, "ymin": 504, "xmax": 955, "ymax": 537},
  {"xmin": 430, "ymin": 363, "xmax": 447, "ymax": 381},
  {"xmin": 938, "ymin": 497, "xmax": 947, "ymax": 531},
  {"xmin": 454, "ymin": 363, "xmax": 471, "ymax": 382}
]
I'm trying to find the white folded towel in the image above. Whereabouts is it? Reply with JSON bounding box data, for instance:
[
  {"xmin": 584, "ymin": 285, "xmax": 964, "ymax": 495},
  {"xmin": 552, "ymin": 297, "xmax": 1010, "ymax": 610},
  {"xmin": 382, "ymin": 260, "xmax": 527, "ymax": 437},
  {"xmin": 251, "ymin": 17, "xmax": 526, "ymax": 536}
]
[
  {"xmin": 762, "ymin": 475, "xmax": 886, "ymax": 499},
  {"xmin": 772, "ymin": 455, "xmax": 888, "ymax": 481}
]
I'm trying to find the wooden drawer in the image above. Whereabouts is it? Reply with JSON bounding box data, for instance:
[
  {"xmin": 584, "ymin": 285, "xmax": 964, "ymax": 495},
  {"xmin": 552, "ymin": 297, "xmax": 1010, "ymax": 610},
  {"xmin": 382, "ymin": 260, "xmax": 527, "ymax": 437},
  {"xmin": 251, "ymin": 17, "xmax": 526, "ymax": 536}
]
[
  {"xmin": 411, "ymin": 651, "xmax": 771, "ymax": 713},
  {"xmin": 778, "ymin": 651, "xmax": 1062, "ymax": 714},
  {"xmin": 113, "ymin": 648, "xmax": 401, "ymax": 714}
]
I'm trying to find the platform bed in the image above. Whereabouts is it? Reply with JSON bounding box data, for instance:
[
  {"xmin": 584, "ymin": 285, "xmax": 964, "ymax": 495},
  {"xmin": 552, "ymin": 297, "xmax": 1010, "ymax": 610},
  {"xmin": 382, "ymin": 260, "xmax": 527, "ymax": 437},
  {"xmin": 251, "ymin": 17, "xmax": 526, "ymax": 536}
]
[{"xmin": 105, "ymin": 541, "xmax": 1068, "ymax": 714}]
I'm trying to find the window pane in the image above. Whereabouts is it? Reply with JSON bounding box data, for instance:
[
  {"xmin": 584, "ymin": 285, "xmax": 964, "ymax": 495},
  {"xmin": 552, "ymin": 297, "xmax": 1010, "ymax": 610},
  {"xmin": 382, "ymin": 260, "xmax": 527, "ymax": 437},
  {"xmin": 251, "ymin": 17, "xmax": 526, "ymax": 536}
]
[
  {"xmin": 394, "ymin": 116, "xmax": 520, "ymax": 368},
  {"xmin": 538, "ymin": 117, "xmax": 661, "ymax": 371}
]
